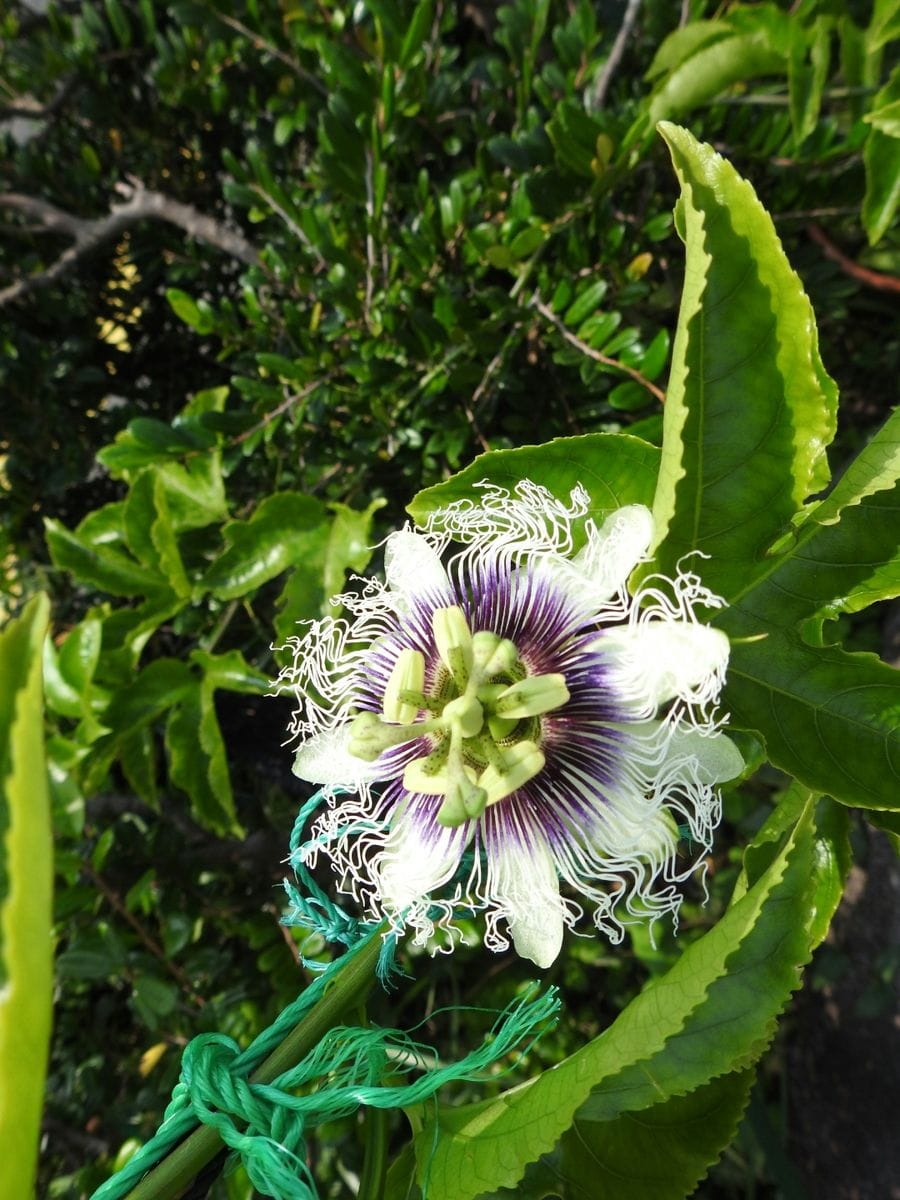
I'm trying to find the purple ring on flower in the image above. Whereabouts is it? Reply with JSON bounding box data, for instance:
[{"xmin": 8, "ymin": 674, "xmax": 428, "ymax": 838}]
[{"xmin": 275, "ymin": 481, "xmax": 742, "ymax": 968}]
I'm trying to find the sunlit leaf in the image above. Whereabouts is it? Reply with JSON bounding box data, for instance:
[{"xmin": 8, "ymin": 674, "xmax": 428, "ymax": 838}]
[{"xmin": 0, "ymin": 595, "xmax": 53, "ymax": 1200}]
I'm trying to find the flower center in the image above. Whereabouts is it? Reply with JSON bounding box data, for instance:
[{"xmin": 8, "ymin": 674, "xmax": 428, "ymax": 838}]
[{"xmin": 347, "ymin": 604, "xmax": 570, "ymax": 828}]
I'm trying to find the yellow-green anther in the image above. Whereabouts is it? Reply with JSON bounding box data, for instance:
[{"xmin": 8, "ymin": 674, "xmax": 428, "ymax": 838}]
[
  {"xmin": 349, "ymin": 711, "xmax": 433, "ymax": 762},
  {"xmin": 481, "ymin": 740, "xmax": 545, "ymax": 807},
  {"xmin": 403, "ymin": 756, "xmax": 450, "ymax": 795},
  {"xmin": 495, "ymin": 673, "xmax": 569, "ymax": 718},
  {"xmin": 432, "ymin": 605, "xmax": 474, "ymax": 687},
  {"xmin": 442, "ymin": 694, "xmax": 484, "ymax": 738},
  {"xmin": 382, "ymin": 648, "xmax": 426, "ymax": 724}
]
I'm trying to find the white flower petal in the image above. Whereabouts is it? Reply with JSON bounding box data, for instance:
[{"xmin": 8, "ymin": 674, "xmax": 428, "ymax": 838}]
[
  {"xmin": 598, "ymin": 805, "xmax": 677, "ymax": 864},
  {"xmin": 599, "ymin": 620, "xmax": 730, "ymax": 714},
  {"xmin": 655, "ymin": 722, "xmax": 744, "ymax": 785},
  {"xmin": 293, "ymin": 724, "xmax": 394, "ymax": 787},
  {"xmin": 383, "ymin": 530, "xmax": 451, "ymax": 609},
  {"xmin": 573, "ymin": 504, "xmax": 654, "ymax": 602},
  {"xmin": 490, "ymin": 830, "xmax": 565, "ymax": 969},
  {"xmin": 376, "ymin": 805, "xmax": 464, "ymax": 912}
]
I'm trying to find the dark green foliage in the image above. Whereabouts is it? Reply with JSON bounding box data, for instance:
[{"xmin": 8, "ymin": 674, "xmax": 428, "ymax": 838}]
[{"xmin": 2, "ymin": 0, "xmax": 898, "ymax": 1196}]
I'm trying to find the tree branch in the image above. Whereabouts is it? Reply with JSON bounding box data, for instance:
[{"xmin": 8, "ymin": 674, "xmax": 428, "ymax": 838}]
[
  {"xmin": 0, "ymin": 181, "xmax": 261, "ymax": 307},
  {"xmin": 806, "ymin": 223, "xmax": 900, "ymax": 295},
  {"xmin": 531, "ymin": 294, "xmax": 666, "ymax": 403},
  {"xmin": 589, "ymin": 0, "xmax": 643, "ymax": 111}
]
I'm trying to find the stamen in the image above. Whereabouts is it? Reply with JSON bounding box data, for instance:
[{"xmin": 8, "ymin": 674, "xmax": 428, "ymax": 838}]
[
  {"xmin": 432, "ymin": 606, "xmax": 474, "ymax": 688},
  {"xmin": 348, "ymin": 711, "xmax": 436, "ymax": 761},
  {"xmin": 480, "ymin": 741, "xmax": 545, "ymax": 807},
  {"xmin": 382, "ymin": 648, "xmax": 426, "ymax": 723},
  {"xmin": 494, "ymin": 674, "xmax": 570, "ymax": 718}
]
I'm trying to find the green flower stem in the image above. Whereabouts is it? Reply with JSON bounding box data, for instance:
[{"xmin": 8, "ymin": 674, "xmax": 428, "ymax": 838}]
[
  {"xmin": 123, "ymin": 925, "xmax": 388, "ymax": 1200},
  {"xmin": 357, "ymin": 1105, "xmax": 390, "ymax": 1200}
]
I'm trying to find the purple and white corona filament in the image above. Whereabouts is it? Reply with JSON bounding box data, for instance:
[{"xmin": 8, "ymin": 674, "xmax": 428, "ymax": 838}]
[{"xmin": 276, "ymin": 482, "xmax": 743, "ymax": 969}]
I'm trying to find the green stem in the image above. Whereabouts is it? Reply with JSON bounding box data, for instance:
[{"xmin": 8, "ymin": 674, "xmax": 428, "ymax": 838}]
[
  {"xmin": 123, "ymin": 927, "xmax": 387, "ymax": 1200},
  {"xmin": 357, "ymin": 1106, "xmax": 390, "ymax": 1200}
]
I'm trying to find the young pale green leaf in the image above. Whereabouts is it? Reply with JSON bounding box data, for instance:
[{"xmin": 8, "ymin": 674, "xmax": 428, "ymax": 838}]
[
  {"xmin": 407, "ymin": 434, "xmax": 660, "ymax": 546},
  {"xmin": 863, "ymin": 67, "xmax": 900, "ymax": 244},
  {"xmin": 650, "ymin": 124, "xmax": 838, "ymax": 600},
  {"xmin": 644, "ymin": 21, "xmax": 732, "ymax": 82},
  {"xmin": 415, "ymin": 802, "xmax": 815, "ymax": 1199},
  {"xmin": 722, "ymin": 617, "xmax": 900, "ymax": 810},
  {"xmin": 0, "ymin": 595, "xmax": 53, "ymax": 1200},
  {"xmin": 643, "ymin": 10, "xmax": 789, "ymax": 128},
  {"xmin": 202, "ymin": 492, "xmax": 328, "ymax": 600},
  {"xmin": 722, "ymin": 406, "xmax": 900, "ymax": 629}
]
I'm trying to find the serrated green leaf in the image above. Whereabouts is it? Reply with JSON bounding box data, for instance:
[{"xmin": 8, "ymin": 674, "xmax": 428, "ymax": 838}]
[
  {"xmin": 165, "ymin": 681, "xmax": 242, "ymax": 836},
  {"xmin": 0, "ymin": 595, "xmax": 53, "ymax": 1200},
  {"xmin": 45, "ymin": 517, "xmax": 168, "ymax": 598},
  {"xmin": 553, "ymin": 1069, "xmax": 754, "ymax": 1200},
  {"xmin": 733, "ymin": 784, "xmax": 850, "ymax": 949},
  {"xmin": 103, "ymin": 659, "xmax": 194, "ymax": 736},
  {"xmin": 150, "ymin": 474, "xmax": 191, "ymax": 598},
  {"xmin": 650, "ymin": 124, "xmax": 837, "ymax": 600},
  {"xmin": 202, "ymin": 492, "xmax": 328, "ymax": 600},
  {"xmin": 723, "ymin": 406, "xmax": 900, "ymax": 629},
  {"xmin": 415, "ymin": 803, "xmax": 815, "ymax": 1199},
  {"xmin": 863, "ymin": 67, "xmax": 900, "ymax": 244},
  {"xmin": 408, "ymin": 434, "xmax": 660, "ymax": 545},
  {"xmin": 721, "ymin": 620, "xmax": 900, "ymax": 811}
]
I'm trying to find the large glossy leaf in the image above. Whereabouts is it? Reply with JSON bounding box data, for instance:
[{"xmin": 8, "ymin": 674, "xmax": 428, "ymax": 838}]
[
  {"xmin": 551, "ymin": 1069, "xmax": 754, "ymax": 1200},
  {"xmin": 413, "ymin": 802, "xmax": 815, "ymax": 1199},
  {"xmin": 721, "ymin": 406, "xmax": 900, "ymax": 629},
  {"xmin": 650, "ymin": 125, "xmax": 837, "ymax": 602},
  {"xmin": 408, "ymin": 433, "xmax": 660, "ymax": 543},
  {"xmin": 202, "ymin": 491, "xmax": 328, "ymax": 600},
  {"xmin": 0, "ymin": 595, "xmax": 53, "ymax": 1200},
  {"xmin": 721, "ymin": 619, "xmax": 900, "ymax": 811}
]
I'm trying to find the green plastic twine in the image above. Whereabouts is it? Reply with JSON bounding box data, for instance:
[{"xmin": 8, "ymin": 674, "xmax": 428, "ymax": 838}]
[
  {"xmin": 158, "ymin": 984, "xmax": 560, "ymax": 1200},
  {"xmin": 282, "ymin": 788, "xmax": 399, "ymax": 979},
  {"xmin": 90, "ymin": 790, "xmax": 560, "ymax": 1200}
]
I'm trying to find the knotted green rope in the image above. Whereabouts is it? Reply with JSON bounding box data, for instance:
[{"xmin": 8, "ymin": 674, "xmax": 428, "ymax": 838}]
[{"xmin": 89, "ymin": 790, "xmax": 559, "ymax": 1200}]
